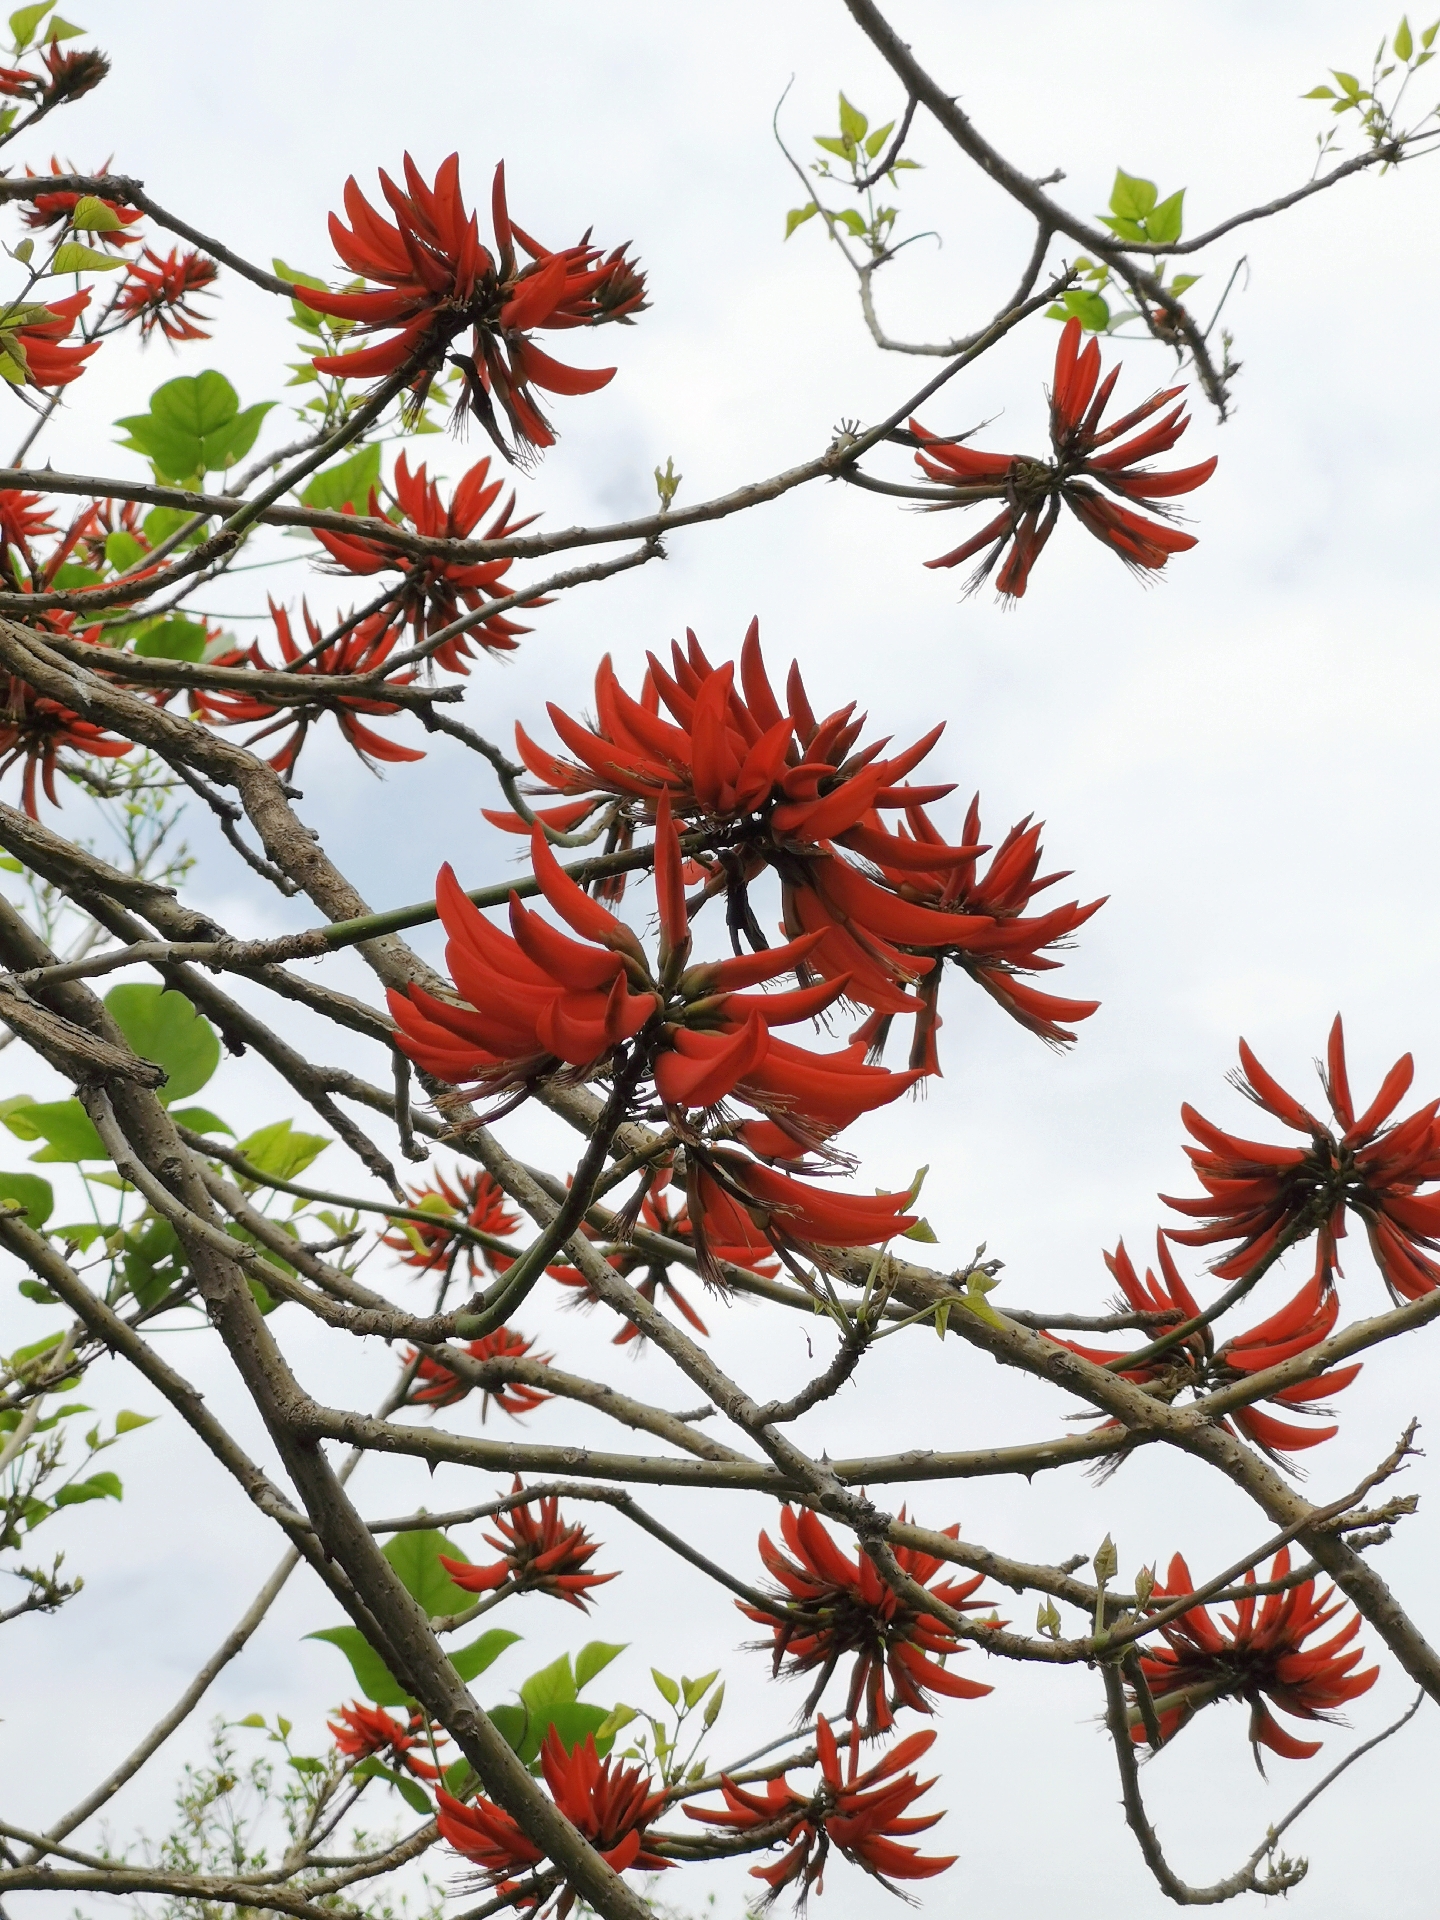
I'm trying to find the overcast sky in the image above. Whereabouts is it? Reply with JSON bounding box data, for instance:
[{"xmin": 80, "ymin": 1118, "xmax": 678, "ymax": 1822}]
[{"xmin": 3, "ymin": 4, "xmax": 1440, "ymax": 1916}]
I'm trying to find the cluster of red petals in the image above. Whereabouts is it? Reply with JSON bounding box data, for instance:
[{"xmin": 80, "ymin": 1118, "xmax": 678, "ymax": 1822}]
[
  {"xmin": 313, "ymin": 453, "xmax": 537, "ymax": 669},
  {"xmin": 911, "ymin": 315, "xmax": 1216, "ymax": 598},
  {"xmin": 382, "ymin": 1165, "xmax": 520, "ymax": 1282},
  {"xmin": 0, "ymin": 488, "xmax": 58, "ymax": 563},
  {"xmin": 115, "ymin": 246, "xmax": 218, "ymax": 342},
  {"xmin": 1051, "ymin": 1235, "xmax": 1361, "ymax": 1465},
  {"xmin": 190, "ymin": 599, "xmax": 424, "ymax": 774},
  {"xmin": 1164, "ymin": 1015, "xmax": 1440, "ymax": 1301},
  {"xmin": 501, "ymin": 624, "xmax": 1102, "ymax": 1054},
  {"xmin": 328, "ymin": 1700, "xmax": 440, "ymax": 1780},
  {"xmin": 739, "ymin": 1505, "xmax": 992, "ymax": 1732},
  {"xmin": 1131, "ymin": 1550, "xmax": 1377, "ymax": 1762},
  {"xmin": 438, "ymin": 1730, "xmax": 667, "ymax": 1919},
  {"xmin": 0, "ymin": 664, "xmax": 131, "ymax": 816},
  {"xmin": 23, "ymin": 159, "xmax": 144, "ymax": 245},
  {"xmin": 0, "ymin": 44, "xmax": 108, "ymax": 103},
  {"xmin": 8, "ymin": 288, "xmax": 98, "ymax": 388},
  {"xmin": 439, "ymin": 1480, "xmax": 614, "ymax": 1610},
  {"xmin": 297, "ymin": 155, "xmax": 645, "ymax": 459},
  {"xmin": 404, "ymin": 1326, "xmax": 550, "ymax": 1422},
  {"xmin": 686, "ymin": 1716, "xmax": 954, "ymax": 1903}
]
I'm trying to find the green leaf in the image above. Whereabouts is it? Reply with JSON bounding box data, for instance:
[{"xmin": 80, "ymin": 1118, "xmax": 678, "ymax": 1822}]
[
  {"xmin": 9, "ymin": 2, "xmax": 54, "ymax": 51},
  {"xmin": 1146, "ymin": 188, "xmax": 1185, "ymax": 247},
  {"xmin": 104, "ymin": 983, "xmax": 219, "ymax": 1102},
  {"xmin": 103, "ymin": 528, "xmax": 145, "ymax": 574},
  {"xmin": 539, "ymin": 1702, "xmax": 614, "ymax": 1758},
  {"xmin": 443, "ymin": 1758, "xmax": 477, "ymax": 1798},
  {"xmin": 0, "ymin": 1095, "xmax": 40, "ymax": 1139},
  {"xmin": 575, "ymin": 1641, "xmax": 625, "ymax": 1692},
  {"xmin": 70, "ymin": 195, "xmax": 122, "ymax": 233},
  {"xmin": 153, "ymin": 368, "xmax": 240, "ymax": 436},
  {"xmin": 383, "ymin": 1528, "xmax": 475, "ymax": 1619},
  {"xmin": 122, "ymin": 1215, "xmax": 185, "ymax": 1310},
  {"xmin": 50, "ymin": 241, "xmax": 123, "ymax": 274},
  {"xmin": 117, "ymin": 373, "xmax": 273, "ymax": 482},
  {"xmin": 903, "ymin": 1217, "xmax": 938, "ymax": 1242},
  {"xmin": 863, "ymin": 120, "xmax": 895, "ymax": 158},
  {"xmin": 20, "ymin": 1099, "xmax": 106, "ymax": 1162},
  {"xmin": 1333, "ymin": 69, "xmax": 1363, "ymax": 96},
  {"xmin": 114, "ymin": 1409, "xmax": 154, "ymax": 1433},
  {"xmin": 1109, "ymin": 167, "xmax": 1158, "ymax": 219},
  {"xmin": 43, "ymin": 12, "xmax": 79, "ymax": 37},
  {"xmin": 18, "ymin": 1280, "xmax": 58, "ymax": 1303},
  {"xmin": 1396, "ymin": 15, "xmax": 1415, "ymax": 59},
  {"xmin": 451, "ymin": 1627, "xmax": 521, "ymax": 1684},
  {"xmin": 1169, "ymin": 273, "xmax": 1200, "ymax": 296},
  {"xmin": 52, "ymin": 1222, "xmax": 104, "ymax": 1250},
  {"xmin": 834, "ymin": 208, "xmax": 867, "ymax": 237},
  {"xmin": 0, "ymin": 1171, "xmax": 53, "ymax": 1227},
  {"xmin": 234, "ymin": 1713, "xmax": 267, "ymax": 1728},
  {"xmin": 287, "ymin": 1754, "xmax": 325, "ymax": 1775},
  {"xmin": 300, "ymin": 441, "xmax": 381, "ymax": 514},
  {"xmin": 682, "ymin": 1670, "xmax": 718, "ymax": 1710},
  {"xmin": 208, "ymin": 400, "xmax": 276, "ymax": 470},
  {"xmin": 1061, "ymin": 287, "xmax": 1110, "ymax": 331},
  {"xmin": 236, "ymin": 1120, "xmax": 330, "ymax": 1183},
  {"xmin": 168, "ymin": 1106, "xmax": 233, "ymax": 1136},
  {"xmin": 784, "ymin": 202, "xmax": 819, "ymax": 239},
  {"xmin": 650, "ymin": 1668, "xmax": 680, "ymax": 1709},
  {"xmin": 813, "ymin": 134, "xmax": 853, "ymax": 159},
  {"xmin": 837, "ymin": 92, "xmax": 868, "ymax": 141},
  {"xmin": 488, "ymin": 1703, "xmax": 528, "ymax": 1755},
  {"xmin": 273, "ymin": 256, "xmax": 328, "ymax": 294},
  {"xmin": 129, "ymin": 617, "xmax": 209, "ymax": 662},
  {"xmin": 1302, "ymin": 84, "xmax": 1338, "ymax": 97},
  {"xmin": 55, "ymin": 1469, "xmax": 122, "ymax": 1507},
  {"xmin": 521, "ymin": 1654, "xmax": 578, "ymax": 1715},
  {"xmin": 1097, "ymin": 213, "xmax": 1149, "ymax": 244},
  {"xmin": 142, "ymin": 505, "xmax": 208, "ymax": 549},
  {"xmin": 1424, "ymin": 20, "xmax": 1439, "ymax": 49},
  {"xmin": 307, "ymin": 1625, "xmax": 412, "ymax": 1708}
]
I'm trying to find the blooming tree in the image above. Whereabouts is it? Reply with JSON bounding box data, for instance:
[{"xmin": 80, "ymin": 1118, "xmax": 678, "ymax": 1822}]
[{"xmin": 1, "ymin": 4, "xmax": 1440, "ymax": 1915}]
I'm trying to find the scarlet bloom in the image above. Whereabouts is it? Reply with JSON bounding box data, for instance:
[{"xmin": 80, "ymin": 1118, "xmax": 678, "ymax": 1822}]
[
  {"xmin": 437, "ymin": 1729, "xmax": 667, "ymax": 1919},
  {"xmin": 1164, "ymin": 1015, "xmax": 1440, "ymax": 1301},
  {"xmin": 190, "ymin": 599, "xmax": 425, "ymax": 774},
  {"xmin": 328, "ymin": 1700, "xmax": 441, "ymax": 1780},
  {"xmin": 1130, "ymin": 1550, "xmax": 1378, "ymax": 1763},
  {"xmin": 439, "ymin": 1480, "xmax": 615, "ymax": 1609},
  {"xmin": 911, "ymin": 315, "xmax": 1216, "ymax": 598},
  {"xmin": 0, "ymin": 669, "xmax": 131, "ymax": 816},
  {"xmin": 404, "ymin": 1326, "xmax": 550, "ymax": 1421},
  {"xmin": 312, "ymin": 453, "xmax": 537, "ymax": 669},
  {"xmin": 739, "ymin": 1505, "xmax": 992, "ymax": 1732},
  {"xmin": 0, "ymin": 489, "xmax": 58, "ymax": 564},
  {"xmin": 1050, "ymin": 1235, "xmax": 1361, "ymax": 1466},
  {"xmin": 115, "ymin": 246, "xmax": 218, "ymax": 342},
  {"xmin": 23, "ymin": 159, "xmax": 144, "ymax": 246},
  {"xmin": 686, "ymin": 1716, "xmax": 955, "ymax": 1904},
  {"xmin": 382, "ymin": 1164, "xmax": 520, "ymax": 1282},
  {"xmin": 1, "ymin": 289, "xmax": 99, "ymax": 390},
  {"xmin": 298, "ymin": 154, "xmax": 646, "ymax": 459}
]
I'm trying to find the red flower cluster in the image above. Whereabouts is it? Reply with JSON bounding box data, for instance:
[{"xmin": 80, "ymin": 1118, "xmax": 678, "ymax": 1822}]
[
  {"xmin": 22, "ymin": 158, "xmax": 143, "ymax": 246},
  {"xmin": 686, "ymin": 1716, "xmax": 955, "ymax": 1903},
  {"xmin": 439, "ymin": 1481, "xmax": 614, "ymax": 1610},
  {"xmin": 328, "ymin": 1701, "xmax": 441, "ymax": 1780},
  {"xmin": 0, "ymin": 667, "xmax": 131, "ymax": 816},
  {"xmin": 115, "ymin": 247, "xmax": 218, "ymax": 342},
  {"xmin": 404, "ymin": 1326, "xmax": 550, "ymax": 1422},
  {"xmin": 1130, "ymin": 1550, "xmax": 1378, "ymax": 1762},
  {"xmin": 502, "ymin": 625, "xmax": 1102, "ymax": 1054},
  {"xmin": 911, "ymin": 315, "xmax": 1216, "ymax": 597},
  {"xmin": 1164, "ymin": 1016, "xmax": 1440, "ymax": 1301},
  {"xmin": 0, "ymin": 43, "xmax": 108, "ymax": 105},
  {"xmin": 313, "ymin": 453, "xmax": 536, "ymax": 669},
  {"xmin": 740, "ymin": 1505, "xmax": 992, "ymax": 1732},
  {"xmin": 2, "ymin": 289, "xmax": 99, "ymax": 390},
  {"xmin": 382, "ymin": 1165, "xmax": 520, "ymax": 1283},
  {"xmin": 191, "ymin": 599, "xmax": 424, "ymax": 774},
  {"xmin": 297, "ymin": 155, "xmax": 645, "ymax": 458},
  {"xmin": 437, "ymin": 1730, "xmax": 667, "ymax": 1918}
]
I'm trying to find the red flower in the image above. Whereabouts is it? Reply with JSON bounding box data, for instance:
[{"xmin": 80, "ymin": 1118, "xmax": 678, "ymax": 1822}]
[
  {"xmin": 1164, "ymin": 1015, "xmax": 1440, "ymax": 1300},
  {"xmin": 437, "ymin": 1729, "xmax": 667, "ymax": 1918},
  {"xmin": 692, "ymin": 1154, "xmax": 919, "ymax": 1264},
  {"xmin": 404, "ymin": 1326, "xmax": 551, "ymax": 1422},
  {"xmin": 23, "ymin": 159, "xmax": 144, "ymax": 247},
  {"xmin": 911, "ymin": 315, "xmax": 1216, "ymax": 598},
  {"xmin": 115, "ymin": 246, "xmax": 218, "ymax": 342},
  {"xmin": 438, "ymin": 1480, "xmax": 615, "ymax": 1610},
  {"xmin": 2, "ymin": 289, "xmax": 99, "ymax": 390},
  {"xmin": 34, "ymin": 43, "xmax": 109, "ymax": 104},
  {"xmin": 739, "ymin": 1505, "xmax": 992, "ymax": 1732},
  {"xmin": 1130, "ymin": 1550, "xmax": 1378, "ymax": 1763},
  {"xmin": 328, "ymin": 1700, "xmax": 442, "ymax": 1780},
  {"xmin": 298, "ymin": 155, "xmax": 645, "ymax": 459},
  {"xmin": 382, "ymin": 1165, "xmax": 520, "ymax": 1282},
  {"xmin": 0, "ymin": 490, "xmax": 57, "ymax": 565},
  {"xmin": 190, "ymin": 599, "xmax": 425, "ymax": 774},
  {"xmin": 0, "ymin": 668, "xmax": 131, "ymax": 816},
  {"xmin": 312, "ymin": 453, "xmax": 537, "ymax": 669},
  {"xmin": 686, "ymin": 1716, "xmax": 955, "ymax": 1904}
]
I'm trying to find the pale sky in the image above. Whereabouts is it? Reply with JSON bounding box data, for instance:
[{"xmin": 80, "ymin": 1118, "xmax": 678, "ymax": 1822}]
[{"xmin": 3, "ymin": 5, "xmax": 1440, "ymax": 1916}]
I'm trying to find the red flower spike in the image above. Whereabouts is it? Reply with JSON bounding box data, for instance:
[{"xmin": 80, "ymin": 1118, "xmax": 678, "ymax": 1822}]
[
  {"xmin": 403, "ymin": 1326, "xmax": 551, "ymax": 1422},
  {"xmin": 1163, "ymin": 1017, "xmax": 1440, "ymax": 1300},
  {"xmin": 1130, "ymin": 1549, "xmax": 1378, "ymax": 1764},
  {"xmin": 438, "ymin": 1479, "xmax": 615, "ymax": 1609},
  {"xmin": 300, "ymin": 154, "xmax": 646, "ymax": 459},
  {"xmin": 189, "ymin": 598, "xmax": 424, "ymax": 774},
  {"xmin": 912, "ymin": 315, "xmax": 1216, "ymax": 598},
  {"xmin": 114, "ymin": 247, "xmax": 218, "ymax": 343},
  {"xmin": 438, "ymin": 1729, "xmax": 667, "ymax": 1919},
  {"xmin": 2, "ymin": 289, "xmax": 99, "ymax": 390},
  {"xmin": 23, "ymin": 158, "xmax": 144, "ymax": 248},
  {"xmin": 381, "ymin": 1165, "xmax": 520, "ymax": 1283},
  {"xmin": 738, "ymin": 1504, "xmax": 993, "ymax": 1732},
  {"xmin": 0, "ymin": 661, "xmax": 131, "ymax": 817},
  {"xmin": 312, "ymin": 452, "xmax": 540, "ymax": 668},
  {"xmin": 328, "ymin": 1700, "xmax": 443, "ymax": 1781},
  {"xmin": 685, "ymin": 1716, "xmax": 956, "ymax": 1904}
]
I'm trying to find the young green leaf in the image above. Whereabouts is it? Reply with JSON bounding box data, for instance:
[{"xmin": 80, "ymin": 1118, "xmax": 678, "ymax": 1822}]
[
  {"xmin": 1109, "ymin": 167, "xmax": 1158, "ymax": 219},
  {"xmin": 0, "ymin": 1171, "xmax": 53, "ymax": 1227},
  {"xmin": 69, "ymin": 195, "xmax": 122, "ymax": 233},
  {"xmin": 50, "ymin": 242, "xmax": 122, "ymax": 273},
  {"xmin": 650, "ymin": 1668, "xmax": 680, "ymax": 1709},
  {"xmin": 837, "ymin": 92, "xmax": 868, "ymax": 142},
  {"xmin": 382, "ymin": 1527, "xmax": 475, "ymax": 1619},
  {"xmin": 9, "ymin": 2, "xmax": 55, "ymax": 52},
  {"xmin": 1146, "ymin": 188, "xmax": 1185, "ymax": 247},
  {"xmin": 575, "ymin": 1641, "xmax": 626, "ymax": 1691},
  {"xmin": 104, "ymin": 983, "xmax": 219, "ymax": 1102},
  {"xmin": 18, "ymin": 1099, "xmax": 106, "ymax": 1163},
  {"xmin": 235, "ymin": 1119, "xmax": 330, "ymax": 1182},
  {"xmin": 784, "ymin": 202, "xmax": 819, "ymax": 238}
]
